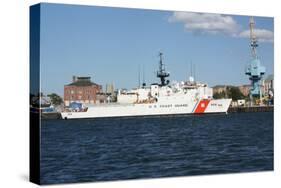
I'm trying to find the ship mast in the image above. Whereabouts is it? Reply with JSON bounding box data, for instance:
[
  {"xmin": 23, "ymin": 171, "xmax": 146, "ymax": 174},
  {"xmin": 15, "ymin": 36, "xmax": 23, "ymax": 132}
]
[{"xmin": 157, "ymin": 52, "xmax": 170, "ymax": 86}]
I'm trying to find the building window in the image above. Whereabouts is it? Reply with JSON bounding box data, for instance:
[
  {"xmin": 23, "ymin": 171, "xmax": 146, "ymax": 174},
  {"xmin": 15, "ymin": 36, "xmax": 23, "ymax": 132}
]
[{"xmin": 71, "ymin": 90, "xmax": 74, "ymax": 94}]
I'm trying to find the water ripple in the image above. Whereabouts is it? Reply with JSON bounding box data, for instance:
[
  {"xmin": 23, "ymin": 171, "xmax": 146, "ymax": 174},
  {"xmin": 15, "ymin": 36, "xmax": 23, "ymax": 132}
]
[{"xmin": 40, "ymin": 112, "xmax": 273, "ymax": 184}]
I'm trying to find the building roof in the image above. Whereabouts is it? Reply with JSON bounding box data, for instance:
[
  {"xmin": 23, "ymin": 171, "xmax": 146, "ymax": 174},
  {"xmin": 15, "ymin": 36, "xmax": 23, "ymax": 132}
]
[{"xmin": 66, "ymin": 76, "xmax": 100, "ymax": 87}]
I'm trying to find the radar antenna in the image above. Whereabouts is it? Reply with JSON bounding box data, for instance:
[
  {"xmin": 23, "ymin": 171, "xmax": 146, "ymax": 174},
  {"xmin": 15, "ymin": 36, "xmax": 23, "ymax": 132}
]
[{"xmin": 157, "ymin": 52, "xmax": 170, "ymax": 86}]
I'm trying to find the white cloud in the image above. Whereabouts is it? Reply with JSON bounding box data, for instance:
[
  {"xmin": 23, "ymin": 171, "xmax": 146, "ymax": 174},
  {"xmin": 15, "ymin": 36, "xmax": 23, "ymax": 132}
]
[
  {"xmin": 169, "ymin": 12, "xmax": 274, "ymax": 43},
  {"xmin": 238, "ymin": 29, "xmax": 274, "ymax": 43},
  {"xmin": 168, "ymin": 12, "xmax": 240, "ymax": 36}
]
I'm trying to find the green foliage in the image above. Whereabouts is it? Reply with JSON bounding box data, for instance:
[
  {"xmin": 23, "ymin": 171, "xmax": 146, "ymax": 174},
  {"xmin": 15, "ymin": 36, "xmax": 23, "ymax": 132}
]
[
  {"xmin": 213, "ymin": 90, "xmax": 226, "ymax": 99},
  {"xmin": 227, "ymin": 86, "xmax": 245, "ymax": 101},
  {"xmin": 213, "ymin": 86, "xmax": 246, "ymax": 100},
  {"xmin": 47, "ymin": 93, "xmax": 63, "ymax": 106}
]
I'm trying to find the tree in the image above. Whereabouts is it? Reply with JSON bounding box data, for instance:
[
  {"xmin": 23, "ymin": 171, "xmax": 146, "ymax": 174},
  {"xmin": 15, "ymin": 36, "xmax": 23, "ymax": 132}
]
[
  {"xmin": 227, "ymin": 86, "xmax": 245, "ymax": 101},
  {"xmin": 213, "ymin": 91, "xmax": 226, "ymax": 99},
  {"xmin": 213, "ymin": 86, "xmax": 246, "ymax": 100},
  {"xmin": 47, "ymin": 93, "xmax": 63, "ymax": 106}
]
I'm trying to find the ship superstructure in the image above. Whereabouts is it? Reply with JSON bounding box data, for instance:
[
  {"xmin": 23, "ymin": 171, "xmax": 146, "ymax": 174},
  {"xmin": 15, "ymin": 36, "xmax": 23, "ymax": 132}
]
[{"xmin": 61, "ymin": 53, "xmax": 231, "ymax": 119}]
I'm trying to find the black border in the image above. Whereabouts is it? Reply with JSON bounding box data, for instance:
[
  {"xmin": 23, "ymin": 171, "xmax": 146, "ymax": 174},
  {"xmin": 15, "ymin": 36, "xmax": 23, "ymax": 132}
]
[{"xmin": 29, "ymin": 3, "xmax": 41, "ymax": 185}]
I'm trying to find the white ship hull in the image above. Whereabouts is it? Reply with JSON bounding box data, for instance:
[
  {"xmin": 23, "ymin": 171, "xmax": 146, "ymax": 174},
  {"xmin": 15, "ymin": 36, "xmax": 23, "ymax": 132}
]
[{"xmin": 61, "ymin": 99, "xmax": 231, "ymax": 119}]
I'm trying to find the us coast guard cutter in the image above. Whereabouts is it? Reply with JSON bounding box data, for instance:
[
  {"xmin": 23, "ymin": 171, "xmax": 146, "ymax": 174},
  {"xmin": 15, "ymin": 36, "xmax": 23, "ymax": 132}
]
[{"xmin": 61, "ymin": 53, "xmax": 231, "ymax": 119}]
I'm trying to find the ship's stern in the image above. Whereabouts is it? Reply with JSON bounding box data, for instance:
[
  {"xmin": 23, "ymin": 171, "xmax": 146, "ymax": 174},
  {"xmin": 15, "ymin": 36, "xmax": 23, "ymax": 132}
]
[{"xmin": 204, "ymin": 99, "xmax": 232, "ymax": 114}]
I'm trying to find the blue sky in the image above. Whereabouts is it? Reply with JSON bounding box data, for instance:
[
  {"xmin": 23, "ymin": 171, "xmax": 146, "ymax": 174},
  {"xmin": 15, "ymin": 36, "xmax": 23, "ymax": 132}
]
[{"xmin": 39, "ymin": 3, "xmax": 274, "ymax": 96}]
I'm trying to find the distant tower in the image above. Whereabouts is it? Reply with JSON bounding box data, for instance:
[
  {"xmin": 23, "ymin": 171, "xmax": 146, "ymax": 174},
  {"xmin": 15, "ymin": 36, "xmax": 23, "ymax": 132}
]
[
  {"xmin": 245, "ymin": 17, "xmax": 266, "ymax": 106},
  {"xmin": 106, "ymin": 83, "xmax": 114, "ymax": 95},
  {"xmin": 157, "ymin": 52, "xmax": 170, "ymax": 86}
]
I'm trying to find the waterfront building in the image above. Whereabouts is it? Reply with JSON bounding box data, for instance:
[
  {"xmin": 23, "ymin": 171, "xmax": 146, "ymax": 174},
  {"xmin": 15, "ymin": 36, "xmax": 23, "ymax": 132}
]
[
  {"xmin": 263, "ymin": 74, "xmax": 274, "ymax": 96},
  {"xmin": 64, "ymin": 76, "xmax": 102, "ymax": 106},
  {"xmin": 105, "ymin": 83, "xmax": 114, "ymax": 95}
]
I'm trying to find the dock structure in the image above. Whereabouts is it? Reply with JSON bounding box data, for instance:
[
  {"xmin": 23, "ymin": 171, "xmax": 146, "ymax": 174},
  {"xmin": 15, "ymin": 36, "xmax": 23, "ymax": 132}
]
[{"xmin": 228, "ymin": 106, "xmax": 273, "ymax": 113}]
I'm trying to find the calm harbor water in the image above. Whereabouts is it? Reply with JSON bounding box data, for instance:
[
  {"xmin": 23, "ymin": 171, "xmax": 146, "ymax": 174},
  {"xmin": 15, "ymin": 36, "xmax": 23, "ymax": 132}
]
[{"xmin": 40, "ymin": 112, "xmax": 273, "ymax": 184}]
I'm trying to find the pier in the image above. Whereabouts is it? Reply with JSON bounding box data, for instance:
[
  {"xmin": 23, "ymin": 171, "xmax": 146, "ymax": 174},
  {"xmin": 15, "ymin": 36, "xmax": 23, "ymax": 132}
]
[{"xmin": 228, "ymin": 106, "xmax": 273, "ymax": 113}]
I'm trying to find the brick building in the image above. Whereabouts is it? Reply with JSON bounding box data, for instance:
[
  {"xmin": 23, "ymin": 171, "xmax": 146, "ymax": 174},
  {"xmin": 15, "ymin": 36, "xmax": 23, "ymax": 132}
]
[{"xmin": 64, "ymin": 76, "xmax": 102, "ymax": 106}]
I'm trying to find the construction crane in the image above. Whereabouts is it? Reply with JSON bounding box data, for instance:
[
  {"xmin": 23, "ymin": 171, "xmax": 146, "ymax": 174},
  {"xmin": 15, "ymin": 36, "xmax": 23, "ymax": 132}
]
[{"xmin": 245, "ymin": 17, "xmax": 266, "ymax": 106}]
